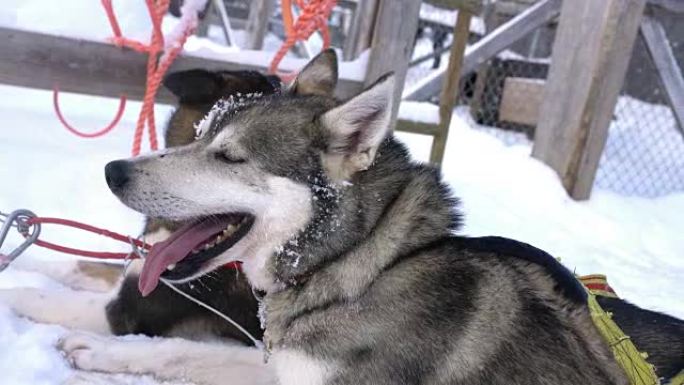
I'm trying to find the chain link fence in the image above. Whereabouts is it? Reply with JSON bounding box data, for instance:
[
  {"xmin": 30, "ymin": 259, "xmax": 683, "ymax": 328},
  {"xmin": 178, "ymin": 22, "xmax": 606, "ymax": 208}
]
[
  {"xmin": 594, "ymin": 9, "xmax": 684, "ymax": 197},
  {"xmin": 409, "ymin": 0, "xmax": 684, "ymax": 198}
]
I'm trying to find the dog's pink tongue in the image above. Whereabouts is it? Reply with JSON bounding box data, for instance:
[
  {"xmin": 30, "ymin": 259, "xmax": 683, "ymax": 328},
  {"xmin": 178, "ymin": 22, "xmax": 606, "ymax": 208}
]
[{"xmin": 138, "ymin": 219, "xmax": 226, "ymax": 297}]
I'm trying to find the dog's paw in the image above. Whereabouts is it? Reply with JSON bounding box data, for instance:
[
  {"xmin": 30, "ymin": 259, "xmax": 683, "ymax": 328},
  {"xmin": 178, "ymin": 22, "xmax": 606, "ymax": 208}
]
[{"xmin": 58, "ymin": 333, "xmax": 123, "ymax": 372}]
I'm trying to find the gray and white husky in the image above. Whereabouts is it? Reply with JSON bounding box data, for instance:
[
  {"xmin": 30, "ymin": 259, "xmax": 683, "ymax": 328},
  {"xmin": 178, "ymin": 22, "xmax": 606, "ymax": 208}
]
[
  {"xmin": 60, "ymin": 50, "xmax": 630, "ymax": 384},
  {"xmin": 3, "ymin": 50, "xmax": 683, "ymax": 385}
]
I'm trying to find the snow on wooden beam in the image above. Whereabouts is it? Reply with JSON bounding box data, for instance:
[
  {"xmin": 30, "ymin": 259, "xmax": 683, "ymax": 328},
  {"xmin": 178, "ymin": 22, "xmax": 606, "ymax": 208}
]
[
  {"xmin": 424, "ymin": 0, "xmax": 483, "ymax": 13},
  {"xmin": 0, "ymin": 27, "xmax": 365, "ymax": 104}
]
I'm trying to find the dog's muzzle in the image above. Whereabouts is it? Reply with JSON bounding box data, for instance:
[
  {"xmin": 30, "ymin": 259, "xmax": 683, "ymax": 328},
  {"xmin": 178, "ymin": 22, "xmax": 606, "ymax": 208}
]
[{"xmin": 105, "ymin": 160, "xmax": 131, "ymax": 192}]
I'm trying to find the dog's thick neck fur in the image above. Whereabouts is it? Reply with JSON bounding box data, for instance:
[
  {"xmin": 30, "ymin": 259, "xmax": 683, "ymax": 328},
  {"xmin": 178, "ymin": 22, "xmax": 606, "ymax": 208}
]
[
  {"xmin": 263, "ymin": 139, "xmax": 461, "ymax": 350},
  {"xmin": 272, "ymin": 138, "xmax": 461, "ymax": 289}
]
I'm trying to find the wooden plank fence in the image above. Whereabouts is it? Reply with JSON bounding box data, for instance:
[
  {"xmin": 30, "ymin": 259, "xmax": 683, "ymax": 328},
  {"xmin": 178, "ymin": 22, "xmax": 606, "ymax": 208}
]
[{"xmin": 531, "ymin": 0, "xmax": 647, "ymax": 200}]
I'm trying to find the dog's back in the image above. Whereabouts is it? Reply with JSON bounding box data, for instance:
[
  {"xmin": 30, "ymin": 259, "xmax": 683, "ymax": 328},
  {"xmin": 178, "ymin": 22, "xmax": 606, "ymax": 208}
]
[{"xmin": 263, "ymin": 150, "xmax": 627, "ymax": 383}]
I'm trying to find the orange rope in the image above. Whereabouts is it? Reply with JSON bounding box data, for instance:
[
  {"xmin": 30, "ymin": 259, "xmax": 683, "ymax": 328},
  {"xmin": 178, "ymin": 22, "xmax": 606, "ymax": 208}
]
[
  {"xmin": 269, "ymin": 0, "xmax": 337, "ymax": 77},
  {"xmin": 55, "ymin": 0, "xmax": 199, "ymax": 156}
]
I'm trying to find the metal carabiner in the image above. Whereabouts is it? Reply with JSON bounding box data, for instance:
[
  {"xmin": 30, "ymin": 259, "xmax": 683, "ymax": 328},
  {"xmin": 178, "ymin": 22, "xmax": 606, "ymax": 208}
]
[{"xmin": 0, "ymin": 209, "xmax": 41, "ymax": 273}]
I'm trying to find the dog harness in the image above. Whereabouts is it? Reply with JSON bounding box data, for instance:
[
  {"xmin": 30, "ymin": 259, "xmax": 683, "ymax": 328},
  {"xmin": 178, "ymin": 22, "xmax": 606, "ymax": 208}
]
[
  {"xmin": 460, "ymin": 237, "xmax": 681, "ymax": 385},
  {"xmin": 579, "ymin": 274, "xmax": 683, "ymax": 385}
]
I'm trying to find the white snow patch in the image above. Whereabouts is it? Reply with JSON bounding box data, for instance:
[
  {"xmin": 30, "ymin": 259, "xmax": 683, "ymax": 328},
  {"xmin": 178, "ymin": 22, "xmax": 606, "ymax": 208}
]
[
  {"xmin": 0, "ymin": 1, "xmax": 681, "ymax": 382},
  {"xmin": 398, "ymin": 101, "xmax": 440, "ymax": 124}
]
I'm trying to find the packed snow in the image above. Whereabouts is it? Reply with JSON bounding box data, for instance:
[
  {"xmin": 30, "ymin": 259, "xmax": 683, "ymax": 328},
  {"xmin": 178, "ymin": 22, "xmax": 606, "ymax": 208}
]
[
  {"xmin": 0, "ymin": 1, "xmax": 683, "ymax": 384},
  {"xmin": 1, "ymin": 81, "xmax": 682, "ymax": 385}
]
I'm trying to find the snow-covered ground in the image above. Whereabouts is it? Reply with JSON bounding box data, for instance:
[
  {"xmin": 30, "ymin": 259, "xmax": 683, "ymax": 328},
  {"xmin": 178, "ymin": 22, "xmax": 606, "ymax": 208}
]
[
  {"xmin": 0, "ymin": 1, "xmax": 683, "ymax": 384},
  {"xmin": 1, "ymin": 83, "xmax": 682, "ymax": 385}
]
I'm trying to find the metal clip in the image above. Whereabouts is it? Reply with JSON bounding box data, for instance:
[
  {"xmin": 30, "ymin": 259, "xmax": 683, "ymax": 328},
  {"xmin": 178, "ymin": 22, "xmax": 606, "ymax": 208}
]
[{"xmin": 0, "ymin": 209, "xmax": 41, "ymax": 273}]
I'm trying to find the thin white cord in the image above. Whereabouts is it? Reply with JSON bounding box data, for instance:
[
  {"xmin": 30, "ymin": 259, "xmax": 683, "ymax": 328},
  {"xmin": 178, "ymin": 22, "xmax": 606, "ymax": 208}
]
[
  {"xmin": 128, "ymin": 239, "xmax": 264, "ymax": 351},
  {"xmin": 159, "ymin": 277, "xmax": 264, "ymax": 350}
]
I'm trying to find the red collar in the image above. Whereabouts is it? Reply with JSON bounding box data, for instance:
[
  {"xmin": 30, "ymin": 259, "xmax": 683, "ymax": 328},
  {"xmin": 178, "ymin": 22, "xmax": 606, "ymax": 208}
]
[{"xmin": 222, "ymin": 261, "xmax": 242, "ymax": 270}]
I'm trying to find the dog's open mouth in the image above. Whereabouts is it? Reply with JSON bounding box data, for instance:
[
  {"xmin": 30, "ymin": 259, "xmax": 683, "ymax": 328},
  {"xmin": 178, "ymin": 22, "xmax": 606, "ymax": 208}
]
[{"xmin": 138, "ymin": 213, "xmax": 254, "ymax": 296}]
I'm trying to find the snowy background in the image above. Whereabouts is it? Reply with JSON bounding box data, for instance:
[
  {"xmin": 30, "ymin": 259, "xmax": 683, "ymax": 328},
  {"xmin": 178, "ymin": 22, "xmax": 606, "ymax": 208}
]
[{"xmin": 0, "ymin": 1, "xmax": 683, "ymax": 384}]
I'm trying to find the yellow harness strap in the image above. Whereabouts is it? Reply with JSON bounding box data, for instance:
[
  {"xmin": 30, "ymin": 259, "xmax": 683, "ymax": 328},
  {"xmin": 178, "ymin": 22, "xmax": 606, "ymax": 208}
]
[
  {"xmin": 667, "ymin": 371, "xmax": 684, "ymax": 385},
  {"xmin": 579, "ymin": 274, "xmax": 661, "ymax": 385}
]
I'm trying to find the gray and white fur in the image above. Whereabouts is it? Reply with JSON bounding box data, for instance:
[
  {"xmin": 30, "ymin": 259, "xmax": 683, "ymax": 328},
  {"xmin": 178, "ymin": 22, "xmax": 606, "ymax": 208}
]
[{"xmin": 93, "ymin": 50, "xmax": 642, "ymax": 384}]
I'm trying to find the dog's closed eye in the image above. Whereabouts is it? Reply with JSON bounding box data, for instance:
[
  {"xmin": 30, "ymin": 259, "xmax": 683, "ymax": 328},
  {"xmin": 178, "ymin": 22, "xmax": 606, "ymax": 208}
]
[{"xmin": 214, "ymin": 152, "xmax": 246, "ymax": 165}]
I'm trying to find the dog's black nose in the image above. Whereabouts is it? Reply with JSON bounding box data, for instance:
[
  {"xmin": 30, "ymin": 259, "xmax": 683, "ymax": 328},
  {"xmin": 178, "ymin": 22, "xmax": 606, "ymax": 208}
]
[{"xmin": 105, "ymin": 160, "xmax": 131, "ymax": 191}]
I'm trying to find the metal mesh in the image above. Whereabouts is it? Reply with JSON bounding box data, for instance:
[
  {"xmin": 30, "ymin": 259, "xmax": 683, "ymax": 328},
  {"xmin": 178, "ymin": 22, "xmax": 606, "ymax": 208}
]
[
  {"xmin": 595, "ymin": 83, "xmax": 684, "ymax": 198},
  {"xmin": 409, "ymin": 2, "xmax": 684, "ymax": 198},
  {"xmin": 593, "ymin": 12, "xmax": 684, "ymax": 198},
  {"xmin": 461, "ymin": 53, "xmax": 546, "ymax": 147}
]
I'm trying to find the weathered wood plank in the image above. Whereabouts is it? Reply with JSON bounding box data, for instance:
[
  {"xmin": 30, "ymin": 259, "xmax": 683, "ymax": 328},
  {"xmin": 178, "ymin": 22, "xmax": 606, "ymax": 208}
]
[
  {"xmin": 364, "ymin": 0, "xmax": 422, "ymax": 127},
  {"xmin": 640, "ymin": 15, "xmax": 684, "ymax": 136},
  {"xmin": 213, "ymin": 0, "xmax": 235, "ymax": 46},
  {"xmin": 395, "ymin": 119, "xmax": 441, "ymax": 136},
  {"xmin": 0, "ymin": 27, "xmax": 363, "ymax": 104},
  {"xmin": 403, "ymin": 0, "xmax": 561, "ymax": 101},
  {"xmin": 531, "ymin": 0, "xmax": 647, "ymax": 200},
  {"xmin": 244, "ymin": 0, "xmax": 275, "ymax": 50},
  {"xmin": 499, "ymin": 77, "xmax": 545, "ymax": 126},
  {"xmin": 342, "ymin": 0, "xmax": 378, "ymax": 61},
  {"xmin": 431, "ymin": 10, "xmax": 473, "ymax": 165},
  {"xmin": 424, "ymin": 0, "xmax": 483, "ymax": 13}
]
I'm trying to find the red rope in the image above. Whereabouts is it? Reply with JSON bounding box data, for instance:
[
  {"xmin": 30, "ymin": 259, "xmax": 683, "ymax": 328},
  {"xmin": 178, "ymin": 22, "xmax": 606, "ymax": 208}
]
[
  {"xmin": 20, "ymin": 216, "xmax": 242, "ymax": 271},
  {"xmin": 269, "ymin": 0, "xmax": 337, "ymax": 76},
  {"xmin": 24, "ymin": 217, "xmax": 150, "ymax": 260},
  {"xmin": 53, "ymin": 86, "xmax": 126, "ymax": 138},
  {"xmin": 55, "ymin": 0, "xmax": 199, "ymax": 156}
]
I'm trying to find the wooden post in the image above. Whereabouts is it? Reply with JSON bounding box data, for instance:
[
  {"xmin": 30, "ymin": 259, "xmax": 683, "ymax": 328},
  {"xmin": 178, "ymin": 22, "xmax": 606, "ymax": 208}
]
[
  {"xmin": 213, "ymin": 0, "xmax": 235, "ymax": 46},
  {"xmin": 531, "ymin": 0, "xmax": 647, "ymax": 200},
  {"xmin": 196, "ymin": 1, "xmax": 214, "ymax": 37},
  {"xmin": 640, "ymin": 14, "xmax": 684, "ymax": 136},
  {"xmin": 403, "ymin": 0, "xmax": 561, "ymax": 101},
  {"xmin": 364, "ymin": 0, "xmax": 422, "ymax": 129},
  {"xmin": 244, "ymin": 0, "xmax": 275, "ymax": 50},
  {"xmin": 343, "ymin": 0, "xmax": 379, "ymax": 61},
  {"xmin": 430, "ymin": 10, "xmax": 473, "ymax": 165}
]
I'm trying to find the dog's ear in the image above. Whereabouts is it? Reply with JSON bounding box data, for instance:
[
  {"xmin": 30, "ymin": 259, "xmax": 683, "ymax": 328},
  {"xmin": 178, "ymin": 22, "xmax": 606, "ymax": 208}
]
[
  {"xmin": 319, "ymin": 74, "xmax": 395, "ymax": 180},
  {"xmin": 163, "ymin": 69, "xmax": 223, "ymax": 103},
  {"xmin": 217, "ymin": 71, "xmax": 281, "ymax": 95},
  {"xmin": 290, "ymin": 49, "xmax": 338, "ymax": 97}
]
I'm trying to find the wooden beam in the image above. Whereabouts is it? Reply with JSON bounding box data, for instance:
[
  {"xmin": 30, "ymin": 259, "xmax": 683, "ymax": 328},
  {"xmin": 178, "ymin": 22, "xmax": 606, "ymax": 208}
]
[
  {"xmin": 395, "ymin": 119, "xmax": 441, "ymax": 136},
  {"xmin": 342, "ymin": 0, "xmax": 378, "ymax": 61},
  {"xmin": 196, "ymin": 1, "xmax": 214, "ymax": 37},
  {"xmin": 640, "ymin": 15, "xmax": 684, "ymax": 136},
  {"xmin": 532, "ymin": 0, "xmax": 647, "ymax": 200},
  {"xmin": 499, "ymin": 77, "xmax": 545, "ymax": 126},
  {"xmin": 0, "ymin": 27, "xmax": 364, "ymax": 104},
  {"xmin": 364, "ymin": 0, "xmax": 422, "ymax": 128},
  {"xmin": 403, "ymin": 0, "xmax": 561, "ymax": 101},
  {"xmin": 244, "ymin": 0, "xmax": 275, "ymax": 50},
  {"xmin": 431, "ymin": 10, "xmax": 473, "ymax": 165}
]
